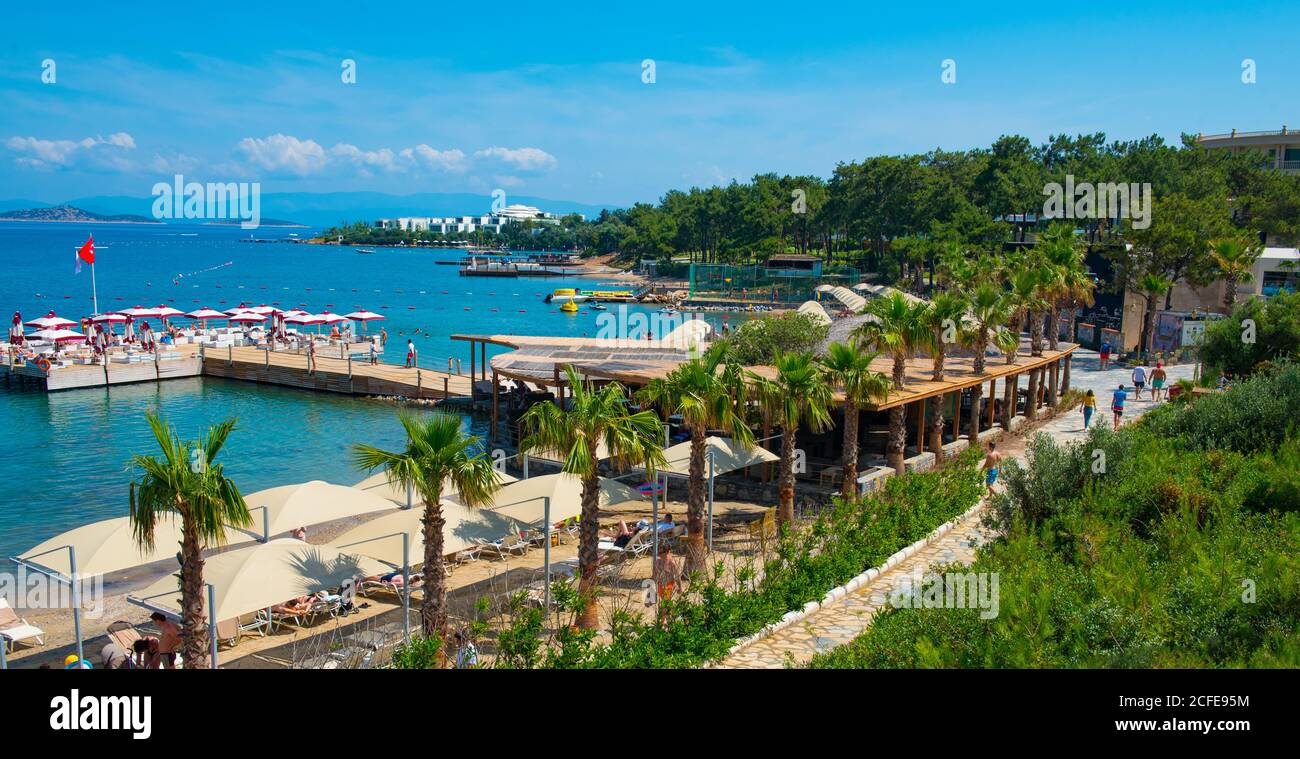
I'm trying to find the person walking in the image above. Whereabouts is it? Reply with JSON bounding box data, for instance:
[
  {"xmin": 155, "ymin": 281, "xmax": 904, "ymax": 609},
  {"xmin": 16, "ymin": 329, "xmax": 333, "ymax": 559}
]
[
  {"xmin": 982, "ymin": 442, "xmax": 1003, "ymax": 495},
  {"xmin": 306, "ymin": 338, "xmax": 316, "ymax": 374},
  {"xmin": 1099, "ymin": 339, "xmax": 1111, "ymax": 370},
  {"xmin": 1150, "ymin": 361, "xmax": 1168, "ymax": 402},
  {"xmin": 405, "ymin": 339, "xmax": 417, "ymax": 369},
  {"xmin": 1111, "ymin": 384, "xmax": 1128, "ymax": 431},
  {"xmin": 1081, "ymin": 389, "xmax": 1096, "ymax": 429},
  {"xmin": 1131, "ymin": 363, "xmax": 1147, "ymax": 400}
]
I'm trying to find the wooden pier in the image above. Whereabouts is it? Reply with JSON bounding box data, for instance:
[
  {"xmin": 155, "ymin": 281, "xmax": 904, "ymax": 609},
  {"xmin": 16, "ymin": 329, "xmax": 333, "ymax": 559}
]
[
  {"xmin": 200, "ymin": 346, "xmax": 473, "ymax": 400},
  {"xmin": 3, "ymin": 344, "xmax": 474, "ymax": 401}
]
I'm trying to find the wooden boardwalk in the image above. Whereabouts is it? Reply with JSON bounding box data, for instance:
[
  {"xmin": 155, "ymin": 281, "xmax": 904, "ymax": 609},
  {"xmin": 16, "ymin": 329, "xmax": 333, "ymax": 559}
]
[{"xmin": 201, "ymin": 345, "xmax": 473, "ymax": 400}]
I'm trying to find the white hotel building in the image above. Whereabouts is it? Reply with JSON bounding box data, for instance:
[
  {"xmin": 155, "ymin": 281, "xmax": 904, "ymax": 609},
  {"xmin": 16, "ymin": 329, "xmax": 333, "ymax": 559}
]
[{"xmin": 374, "ymin": 204, "xmax": 573, "ymax": 233}]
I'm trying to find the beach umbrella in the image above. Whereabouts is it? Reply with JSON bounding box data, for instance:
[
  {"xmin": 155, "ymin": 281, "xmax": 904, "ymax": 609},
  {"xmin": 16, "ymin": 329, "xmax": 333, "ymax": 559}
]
[
  {"xmin": 90, "ymin": 313, "xmax": 128, "ymax": 323},
  {"xmin": 16, "ymin": 515, "xmax": 194, "ymax": 578},
  {"xmin": 25, "ymin": 312, "xmax": 77, "ymax": 329},
  {"xmin": 185, "ymin": 307, "xmax": 227, "ymax": 331},
  {"xmin": 154, "ymin": 305, "xmax": 184, "ymax": 318},
  {"xmin": 27, "ymin": 328, "xmax": 87, "ymax": 343},
  {"xmin": 282, "ymin": 313, "xmax": 321, "ymax": 324},
  {"xmin": 354, "ymin": 469, "xmax": 517, "ymax": 507},
  {"xmin": 227, "ymin": 312, "xmax": 267, "ymax": 323},
  {"xmin": 315, "ymin": 311, "xmax": 349, "ymax": 324},
  {"xmin": 9, "ymin": 311, "xmax": 24, "ymax": 345},
  {"xmin": 223, "ymin": 304, "xmax": 254, "ymax": 315},
  {"xmin": 475, "ymin": 473, "xmax": 644, "ymax": 526},
  {"xmin": 344, "ymin": 310, "xmax": 385, "ymax": 333},
  {"xmin": 330, "ymin": 500, "xmax": 519, "ymax": 567},
  {"xmin": 118, "ymin": 305, "xmax": 162, "ymax": 319},
  {"xmin": 246, "ymin": 304, "xmax": 281, "ymax": 315},
  {"xmin": 281, "ymin": 309, "xmax": 310, "ymax": 318},
  {"xmin": 241, "ymin": 480, "xmax": 400, "ymax": 540}
]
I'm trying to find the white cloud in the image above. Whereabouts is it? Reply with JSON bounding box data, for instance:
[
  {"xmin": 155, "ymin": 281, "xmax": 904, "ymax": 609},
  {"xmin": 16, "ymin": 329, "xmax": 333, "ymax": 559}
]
[
  {"xmin": 234, "ymin": 134, "xmax": 328, "ymax": 175},
  {"xmin": 3, "ymin": 132, "xmax": 137, "ymax": 169},
  {"xmin": 402, "ymin": 144, "xmax": 469, "ymax": 173},
  {"xmin": 474, "ymin": 146, "xmax": 558, "ymax": 172}
]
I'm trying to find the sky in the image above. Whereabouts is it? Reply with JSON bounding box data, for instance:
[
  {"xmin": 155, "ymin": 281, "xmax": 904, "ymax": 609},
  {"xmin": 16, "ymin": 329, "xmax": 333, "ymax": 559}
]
[{"xmin": 1, "ymin": 1, "xmax": 1298, "ymax": 208}]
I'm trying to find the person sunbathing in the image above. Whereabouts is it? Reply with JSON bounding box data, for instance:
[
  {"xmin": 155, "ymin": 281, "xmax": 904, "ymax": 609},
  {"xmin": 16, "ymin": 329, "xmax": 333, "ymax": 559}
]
[
  {"xmin": 603, "ymin": 520, "xmax": 640, "ymax": 548},
  {"xmin": 273, "ymin": 596, "xmax": 315, "ymax": 615}
]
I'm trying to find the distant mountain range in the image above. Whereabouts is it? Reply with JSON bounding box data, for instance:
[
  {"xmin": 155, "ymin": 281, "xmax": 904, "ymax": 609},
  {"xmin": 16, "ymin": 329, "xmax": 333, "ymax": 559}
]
[
  {"xmin": 0, "ymin": 204, "xmax": 158, "ymax": 224},
  {"xmin": 0, "ymin": 191, "xmax": 619, "ymax": 229}
]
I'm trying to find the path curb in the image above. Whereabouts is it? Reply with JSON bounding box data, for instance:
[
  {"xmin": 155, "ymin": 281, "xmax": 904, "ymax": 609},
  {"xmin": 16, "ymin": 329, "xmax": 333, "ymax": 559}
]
[{"xmin": 716, "ymin": 497, "xmax": 988, "ymax": 662}]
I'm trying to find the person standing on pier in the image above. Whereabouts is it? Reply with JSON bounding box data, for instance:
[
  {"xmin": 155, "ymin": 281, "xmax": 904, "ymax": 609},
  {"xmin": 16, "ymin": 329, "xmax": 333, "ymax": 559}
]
[
  {"xmin": 405, "ymin": 339, "xmax": 417, "ymax": 368},
  {"xmin": 307, "ymin": 338, "xmax": 316, "ymax": 374}
]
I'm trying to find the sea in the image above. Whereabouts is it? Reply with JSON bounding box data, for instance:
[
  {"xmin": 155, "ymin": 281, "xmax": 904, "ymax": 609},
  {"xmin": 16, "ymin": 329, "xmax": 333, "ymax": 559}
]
[{"xmin": 0, "ymin": 221, "xmax": 738, "ymax": 562}]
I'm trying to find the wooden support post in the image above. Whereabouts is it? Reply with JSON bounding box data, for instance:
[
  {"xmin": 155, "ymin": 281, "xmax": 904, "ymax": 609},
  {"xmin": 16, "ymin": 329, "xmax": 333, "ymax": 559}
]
[
  {"xmin": 952, "ymin": 390, "xmax": 962, "ymax": 447},
  {"xmin": 914, "ymin": 399, "xmax": 925, "ymax": 457},
  {"xmin": 987, "ymin": 379, "xmax": 996, "ymax": 428},
  {"xmin": 443, "ymin": 376, "xmax": 449, "ymax": 399},
  {"xmin": 491, "ymin": 369, "xmax": 499, "ymax": 442},
  {"xmin": 1011, "ymin": 373, "xmax": 1020, "ymax": 420},
  {"xmin": 1062, "ymin": 354, "xmax": 1072, "ymax": 393},
  {"xmin": 417, "ymin": 369, "xmax": 422, "ymax": 397},
  {"xmin": 553, "ymin": 366, "xmax": 561, "ymax": 405},
  {"xmin": 481, "ymin": 343, "xmax": 487, "ymax": 382},
  {"xmin": 470, "ymin": 341, "xmax": 476, "ymax": 381}
]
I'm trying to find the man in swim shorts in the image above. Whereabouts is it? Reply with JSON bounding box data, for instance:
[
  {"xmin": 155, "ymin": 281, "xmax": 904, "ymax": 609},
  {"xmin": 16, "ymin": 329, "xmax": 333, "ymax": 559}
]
[{"xmin": 983, "ymin": 442, "xmax": 1002, "ymax": 494}]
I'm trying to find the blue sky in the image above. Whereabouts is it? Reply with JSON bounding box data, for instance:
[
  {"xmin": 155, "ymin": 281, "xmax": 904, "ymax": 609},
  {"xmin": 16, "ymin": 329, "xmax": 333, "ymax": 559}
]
[{"xmin": 1, "ymin": 1, "xmax": 1297, "ymax": 207}]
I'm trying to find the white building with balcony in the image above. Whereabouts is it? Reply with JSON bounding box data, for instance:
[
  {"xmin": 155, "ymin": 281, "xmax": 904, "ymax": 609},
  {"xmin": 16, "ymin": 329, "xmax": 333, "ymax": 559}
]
[
  {"xmin": 1198, "ymin": 126, "xmax": 1300, "ymax": 173},
  {"xmin": 374, "ymin": 205, "xmax": 573, "ymax": 234}
]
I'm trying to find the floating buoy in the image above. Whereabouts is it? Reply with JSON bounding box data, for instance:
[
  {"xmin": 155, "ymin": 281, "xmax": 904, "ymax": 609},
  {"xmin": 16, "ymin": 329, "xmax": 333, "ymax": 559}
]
[
  {"xmin": 519, "ymin": 310, "xmax": 526, "ymax": 313},
  {"xmin": 407, "ymin": 306, "xmax": 416, "ymax": 310}
]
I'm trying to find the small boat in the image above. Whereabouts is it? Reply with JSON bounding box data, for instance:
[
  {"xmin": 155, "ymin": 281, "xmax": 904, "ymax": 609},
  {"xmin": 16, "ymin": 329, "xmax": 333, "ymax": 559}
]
[
  {"xmin": 590, "ymin": 303, "xmax": 608, "ymax": 311},
  {"xmin": 658, "ymin": 307, "xmax": 677, "ymax": 315},
  {"xmin": 545, "ymin": 288, "xmax": 589, "ymax": 304},
  {"xmin": 356, "ymin": 248, "xmax": 376, "ymax": 254},
  {"xmin": 560, "ymin": 301, "xmax": 579, "ymax": 313}
]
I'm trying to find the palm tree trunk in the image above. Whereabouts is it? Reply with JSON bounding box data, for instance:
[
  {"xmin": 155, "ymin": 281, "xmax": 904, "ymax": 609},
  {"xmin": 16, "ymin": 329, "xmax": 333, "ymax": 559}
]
[
  {"xmin": 420, "ymin": 498, "xmax": 448, "ymax": 640},
  {"xmin": 1026, "ymin": 368, "xmax": 1040, "ymax": 420},
  {"xmin": 928, "ymin": 396, "xmax": 944, "ymax": 455},
  {"xmin": 577, "ymin": 474, "xmax": 602, "ymax": 630},
  {"xmin": 840, "ymin": 402, "xmax": 859, "ymax": 498},
  {"xmin": 886, "ymin": 405, "xmax": 906, "ymax": 475},
  {"xmin": 1223, "ymin": 274, "xmax": 1237, "ymax": 313},
  {"xmin": 1046, "ymin": 308, "xmax": 1059, "ymax": 351},
  {"xmin": 931, "ymin": 344, "xmax": 945, "ymax": 383},
  {"xmin": 1030, "ymin": 310, "xmax": 1044, "ymax": 356},
  {"xmin": 684, "ymin": 428, "xmax": 708, "ymax": 572},
  {"xmin": 966, "ymin": 383, "xmax": 982, "ymax": 442},
  {"xmin": 777, "ymin": 427, "xmax": 797, "ymax": 526},
  {"xmin": 179, "ymin": 518, "xmax": 208, "ymax": 669}
]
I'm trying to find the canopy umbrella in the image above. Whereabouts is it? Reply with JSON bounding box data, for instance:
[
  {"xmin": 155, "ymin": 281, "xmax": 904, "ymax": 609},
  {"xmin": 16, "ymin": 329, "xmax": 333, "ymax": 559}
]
[
  {"xmin": 657, "ymin": 436, "xmax": 778, "ymax": 478},
  {"xmin": 330, "ymin": 500, "xmax": 520, "ymax": 567},
  {"xmin": 354, "ymin": 469, "xmax": 517, "ymax": 508},
  {"xmin": 128, "ymin": 539, "xmax": 388, "ymax": 628},
  {"xmin": 246, "ymin": 304, "xmax": 281, "ymax": 315},
  {"xmin": 15, "ymin": 515, "xmax": 195, "ymax": 578},
  {"xmin": 524, "ymin": 438, "xmax": 613, "ymax": 468},
  {"xmin": 185, "ymin": 308, "xmax": 227, "ymax": 320},
  {"xmin": 241, "ymin": 480, "xmax": 400, "ymax": 540},
  {"xmin": 315, "ymin": 311, "xmax": 349, "ymax": 324},
  {"xmin": 227, "ymin": 312, "xmax": 267, "ymax": 324},
  {"xmin": 281, "ymin": 309, "xmax": 310, "ymax": 318},
  {"xmin": 27, "ymin": 328, "xmax": 87, "ymax": 343},
  {"xmin": 90, "ymin": 313, "xmax": 128, "ymax": 323},
  {"xmin": 283, "ymin": 313, "xmax": 323, "ymax": 325},
  {"xmin": 344, "ymin": 310, "xmax": 385, "ymax": 333},
  {"xmin": 25, "ymin": 313, "xmax": 77, "ymax": 329},
  {"xmin": 154, "ymin": 305, "xmax": 184, "ymax": 318},
  {"xmin": 476, "ymin": 473, "xmax": 644, "ymax": 527},
  {"xmin": 117, "ymin": 306, "xmax": 163, "ymax": 319}
]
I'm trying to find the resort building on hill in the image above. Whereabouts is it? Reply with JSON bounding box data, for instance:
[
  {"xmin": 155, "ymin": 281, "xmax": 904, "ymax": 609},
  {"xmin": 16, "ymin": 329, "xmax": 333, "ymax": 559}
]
[
  {"xmin": 374, "ymin": 204, "xmax": 573, "ymax": 233},
  {"xmin": 1197, "ymin": 126, "xmax": 1300, "ymax": 174}
]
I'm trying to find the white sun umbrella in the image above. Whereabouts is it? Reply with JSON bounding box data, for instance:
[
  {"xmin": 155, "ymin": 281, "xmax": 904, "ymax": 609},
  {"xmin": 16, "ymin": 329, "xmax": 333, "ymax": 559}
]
[
  {"xmin": 118, "ymin": 305, "xmax": 163, "ymax": 319},
  {"xmin": 344, "ymin": 310, "xmax": 385, "ymax": 333},
  {"xmin": 655, "ymin": 436, "xmax": 779, "ymax": 550},
  {"xmin": 240, "ymin": 480, "xmax": 400, "ymax": 540},
  {"xmin": 90, "ymin": 313, "xmax": 128, "ymax": 323},
  {"xmin": 28, "ymin": 328, "xmax": 87, "ymax": 343},
  {"xmin": 246, "ymin": 304, "xmax": 281, "ymax": 315},
  {"xmin": 128, "ymin": 539, "xmax": 389, "ymax": 637},
  {"xmin": 330, "ymin": 499, "xmax": 520, "ymax": 567},
  {"xmin": 281, "ymin": 309, "xmax": 310, "ymax": 318},
  {"xmin": 227, "ymin": 312, "xmax": 267, "ymax": 325},
  {"xmin": 354, "ymin": 468, "xmax": 517, "ymax": 508},
  {"xmin": 16, "ymin": 515, "xmax": 196, "ymax": 578},
  {"xmin": 154, "ymin": 305, "xmax": 184, "ymax": 318},
  {"xmin": 25, "ymin": 314, "xmax": 77, "ymax": 329},
  {"xmin": 478, "ymin": 473, "xmax": 644, "ymax": 527},
  {"xmin": 283, "ymin": 312, "xmax": 322, "ymax": 325},
  {"xmin": 315, "ymin": 311, "xmax": 349, "ymax": 324}
]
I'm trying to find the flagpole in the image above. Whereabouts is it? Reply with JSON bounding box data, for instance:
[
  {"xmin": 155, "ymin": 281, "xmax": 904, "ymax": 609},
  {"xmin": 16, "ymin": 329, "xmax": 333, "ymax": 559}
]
[{"xmin": 90, "ymin": 262, "xmax": 98, "ymax": 316}]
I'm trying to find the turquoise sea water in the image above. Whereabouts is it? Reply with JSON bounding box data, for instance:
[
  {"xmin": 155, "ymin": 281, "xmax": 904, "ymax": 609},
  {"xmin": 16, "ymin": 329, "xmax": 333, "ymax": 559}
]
[{"xmin": 0, "ymin": 222, "xmax": 736, "ymax": 561}]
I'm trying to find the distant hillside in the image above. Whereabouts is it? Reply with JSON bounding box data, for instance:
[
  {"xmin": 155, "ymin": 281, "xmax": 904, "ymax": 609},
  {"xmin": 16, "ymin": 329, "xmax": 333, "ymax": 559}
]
[
  {"xmin": 0, "ymin": 204, "xmax": 158, "ymax": 224},
  {"xmin": 0, "ymin": 191, "xmax": 620, "ymax": 228}
]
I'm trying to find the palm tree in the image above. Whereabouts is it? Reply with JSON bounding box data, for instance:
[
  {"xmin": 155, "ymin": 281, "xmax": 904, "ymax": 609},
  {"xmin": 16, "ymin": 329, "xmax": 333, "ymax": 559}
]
[
  {"xmin": 353, "ymin": 412, "xmax": 500, "ymax": 639},
  {"xmin": 962, "ymin": 284, "xmax": 1013, "ymax": 442},
  {"xmin": 854, "ymin": 292, "xmax": 929, "ymax": 474},
  {"xmin": 521, "ymin": 366, "xmax": 665, "ymax": 628},
  {"xmin": 818, "ymin": 341, "xmax": 890, "ymax": 497},
  {"xmin": 1132, "ymin": 272, "xmax": 1172, "ymax": 359},
  {"xmin": 1209, "ymin": 237, "xmax": 1262, "ymax": 313},
  {"xmin": 639, "ymin": 345, "xmax": 751, "ymax": 569},
  {"xmin": 919, "ymin": 291, "xmax": 967, "ymax": 454},
  {"xmin": 748, "ymin": 353, "xmax": 833, "ymax": 526},
  {"xmin": 1007, "ymin": 267, "xmax": 1051, "ymax": 418},
  {"xmin": 1039, "ymin": 226, "xmax": 1095, "ymax": 351},
  {"xmin": 129, "ymin": 413, "xmax": 253, "ymax": 669}
]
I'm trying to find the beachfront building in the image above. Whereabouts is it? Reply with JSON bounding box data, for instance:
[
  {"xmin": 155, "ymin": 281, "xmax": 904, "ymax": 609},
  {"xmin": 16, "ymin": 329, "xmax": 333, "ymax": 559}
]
[
  {"xmin": 374, "ymin": 205, "xmax": 570, "ymax": 234},
  {"xmin": 1197, "ymin": 126, "xmax": 1300, "ymax": 175}
]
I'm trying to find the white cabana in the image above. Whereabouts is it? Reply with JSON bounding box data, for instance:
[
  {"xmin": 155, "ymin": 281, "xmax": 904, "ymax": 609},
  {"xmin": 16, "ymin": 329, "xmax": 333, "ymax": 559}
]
[
  {"xmin": 816, "ymin": 285, "xmax": 867, "ymax": 312},
  {"xmin": 796, "ymin": 300, "xmax": 833, "ymax": 326},
  {"xmin": 128, "ymin": 539, "xmax": 388, "ymax": 628},
  {"xmin": 658, "ymin": 436, "xmax": 778, "ymax": 478},
  {"xmin": 14, "ymin": 515, "xmax": 192, "ymax": 578},
  {"xmin": 479, "ymin": 473, "xmax": 644, "ymax": 526},
  {"xmin": 353, "ymin": 469, "xmax": 518, "ymax": 508},
  {"xmin": 241, "ymin": 480, "xmax": 399, "ymax": 539},
  {"xmin": 330, "ymin": 500, "xmax": 520, "ymax": 567}
]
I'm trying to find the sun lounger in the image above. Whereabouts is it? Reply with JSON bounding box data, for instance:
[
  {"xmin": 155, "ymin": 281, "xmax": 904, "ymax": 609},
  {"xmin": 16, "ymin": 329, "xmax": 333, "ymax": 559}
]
[
  {"xmin": 597, "ymin": 529, "xmax": 655, "ymax": 560},
  {"xmin": 106, "ymin": 619, "xmax": 141, "ymax": 652},
  {"xmin": 474, "ymin": 535, "xmax": 529, "ymax": 560},
  {"xmin": 0, "ymin": 598, "xmax": 46, "ymax": 652}
]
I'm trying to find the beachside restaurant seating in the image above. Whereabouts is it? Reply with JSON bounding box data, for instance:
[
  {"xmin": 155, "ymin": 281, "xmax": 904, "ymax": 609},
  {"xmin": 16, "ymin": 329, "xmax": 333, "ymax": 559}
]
[{"xmin": 0, "ymin": 597, "xmax": 46, "ymax": 652}]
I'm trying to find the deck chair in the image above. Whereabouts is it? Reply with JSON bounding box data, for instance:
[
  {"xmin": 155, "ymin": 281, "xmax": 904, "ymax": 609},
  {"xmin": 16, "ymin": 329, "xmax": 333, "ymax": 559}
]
[
  {"xmin": 106, "ymin": 619, "xmax": 141, "ymax": 652},
  {"xmin": 0, "ymin": 598, "xmax": 46, "ymax": 652},
  {"xmin": 746, "ymin": 508, "xmax": 777, "ymax": 553}
]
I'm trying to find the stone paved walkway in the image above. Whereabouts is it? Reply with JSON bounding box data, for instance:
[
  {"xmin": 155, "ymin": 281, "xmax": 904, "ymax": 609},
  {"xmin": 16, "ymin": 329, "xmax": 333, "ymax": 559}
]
[{"xmin": 717, "ymin": 351, "xmax": 1195, "ymax": 668}]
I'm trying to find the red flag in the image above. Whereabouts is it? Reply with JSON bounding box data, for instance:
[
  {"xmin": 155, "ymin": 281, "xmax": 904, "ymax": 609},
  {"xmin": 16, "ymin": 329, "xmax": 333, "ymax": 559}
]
[{"xmin": 77, "ymin": 235, "xmax": 95, "ymax": 265}]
